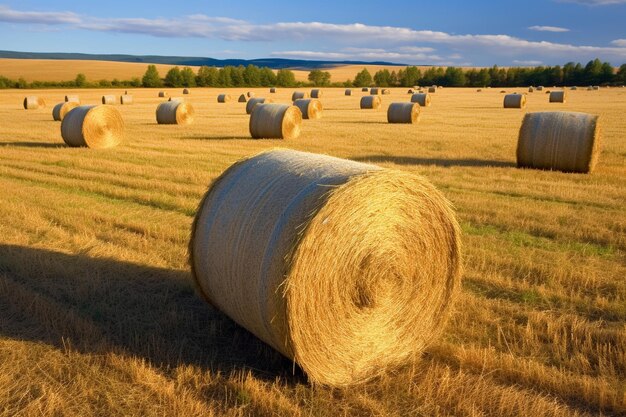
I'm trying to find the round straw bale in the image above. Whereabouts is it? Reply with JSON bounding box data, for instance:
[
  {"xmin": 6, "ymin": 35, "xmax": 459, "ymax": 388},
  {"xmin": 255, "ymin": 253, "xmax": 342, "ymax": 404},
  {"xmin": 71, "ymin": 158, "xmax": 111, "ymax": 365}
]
[
  {"xmin": 360, "ymin": 95, "xmax": 382, "ymax": 109},
  {"xmin": 536, "ymin": 86, "xmax": 544, "ymax": 91},
  {"xmin": 270, "ymin": 87, "xmax": 277, "ymax": 93},
  {"xmin": 345, "ymin": 89, "xmax": 352, "ymax": 96},
  {"xmin": 361, "ymin": 87, "xmax": 369, "ymax": 92},
  {"xmin": 500, "ymin": 90, "xmax": 507, "ymax": 94},
  {"xmin": 428, "ymin": 86, "xmax": 436, "ymax": 93},
  {"xmin": 528, "ymin": 87, "xmax": 535, "ymax": 93},
  {"xmin": 65, "ymin": 95, "xmax": 80, "ymax": 103},
  {"xmin": 189, "ymin": 148, "xmax": 462, "ymax": 386},
  {"xmin": 238, "ymin": 94, "xmax": 247, "ymax": 103},
  {"xmin": 545, "ymin": 90, "xmax": 551, "ymax": 94},
  {"xmin": 52, "ymin": 101, "xmax": 79, "ymax": 121},
  {"xmin": 477, "ymin": 89, "xmax": 482, "ymax": 92},
  {"xmin": 517, "ymin": 111, "xmax": 601, "ymax": 173},
  {"xmin": 370, "ymin": 88, "xmax": 381, "ymax": 95},
  {"xmin": 570, "ymin": 86, "xmax": 577, "ymax": 90},
  {"xmin": 592, "ymin": 86, "xmax": 600, "ymax": 91},
  {"xmin": 247, "ymin": 91, "xmax": 255, "ymax": 98},
  {"xmin": 158, "ymin": 91, "xmax": 167, "ymax": 97},
  {"xmin": 410, "ymin": 93, "xmax": 431, "ymax": 107},
  {"xmin": 60, "ymin": 105, "xmax": 124, "ymax": 149},
  {"xmin": 156, "ymin": 101, "xmax": 195, "ymax": 125},
  {"xmin": 183, "ymin": 88, "xmax": 190, "ymax": 95},
  {"xmin": 249, "ymin": 104, "xmax": 301, "ymax": 139},
  {"xmin": 23, "ymin": 96, "xmax": 45, "ymax": 110},
  {"xmin": 407, "ymin": 89, "xmax": 414, "ymax": 94},
  {"xmin": 102, "ymin": 95, "xmax": 116, "ymax": 105},
  {"xmin": 387, "ymin": 102, "xmax": 420, "ymax": 124},
  {"xmin": 293, "ymin": 98, "xmax": 323, "ymax": 120},
  {"xmin": 291, "ymin": 91, "xmax": 309, "ymax": 101},
  {"xmin": 246, "ymin": 97, "xmax": 273, "ymax": 115},
  {"xmin": 217, "ymin": 94, "xmax": 232, "ymax": 103},
  {"xmin": 549, "ymin": 91, "xmax": 566, "ymax": 103},
  {"xmin": 120, "ymin": 95, "xmax": 133, "ymax": 105},
  {"xmin": 503, "ymin": 94, "xmax": 526, "ymax": 109},
  {"xmin": 382, "ymin": 89, "xmax": 391, "ymax": 95},
  {"xmin": 311, "ymin": 89, "xmax": 323, "ymax": 98}
]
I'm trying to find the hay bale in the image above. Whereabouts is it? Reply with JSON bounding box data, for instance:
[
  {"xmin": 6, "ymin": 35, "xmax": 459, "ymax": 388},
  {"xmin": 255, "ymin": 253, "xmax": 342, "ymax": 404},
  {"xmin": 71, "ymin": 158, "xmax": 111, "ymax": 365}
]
[
  {"xmin": 477, "ymin": 89, "xmax": 482, "ymax": 92},
  {"xmin": 60, "ymin": 105, "xmax": 124, "ymax": 149},
  {"xmin": 293, "ymin": 98, "xmax": 323, "ymax": 120},
  {"xmin": 428, "ymin": 86, "xmax": 436, "ymax": 93},
  {"xmin": 345, "ymin": 89, "xmax": 352, "ymax": 96},
  {"xmin": 65, "ymin": 95, "xmax": 80, "ymax": 103},
  {"xmin": 517, "ymin": 111, "xmax": 601, "ymax": 173},
  {"xmin": 410, "ymin": 93, "xmax": 431, "ymax": 107},
  {"xmin": 238, "ymin": 94, "xmax": 247, "ymax": 103},
  {"xmin": 549, "ymin": 91, "xmax": 566, "ymax": 103},
  {"xmin": 156, "ymin": 101, "xmax": 195, "ymax": 125},
  {"xmin": 291, "ymin": 91, "xmax": 309, "ymax": 101},
  {"xmin": 158, "ymin": 91, "xmax": 167, "ymax": 97},
  {"xmin": 387, "ymin": 102, "xmax": 420, "ymax": 124},
  {"xmin": 311, "ymin": 89, "xmax": 323, "ymax": 98},
  {"xmin": 361, "ymin": 87, "xmax": 369, "ymax": 92},
  {"xmin": 592, "ymin": 86, "xmax": 600, "ymax": 91},
  {"xmin": 382, "ymin": 89, "xmax": 391, "ymax": 95},
  {"xmin": 189, "ymin": 148, "xmax": 462, "ymax": 386},
  {"xmin": 528, "ymin": 87, "xmax": 535, "ymax": 93},
  {"xmin": 247, "ymin": 91, "xmax": 255, "ymax": 98},
  {"xmin": 183, "ymin": 88, "xmax": 190, "ymax": 95},
  {"xmin": 270, "ymin": 87, "xmax": 277, "ymax": 93},
  {"xmin": 23, "ymin": 96, "xmax": 45, "ymax": 110},
  {"xmin": 500, "ymin": 90, "xmax": 507, "ymax": 94},
  {"xmin": 503, "ymin": 94, "xmax": 526, "ymax": 109},
  {"xmin": 370, "ymin": 88, "xmax": 381, "ymax": 95},
  {"xmin": 217, "ymin": 94, "xmax": 232, "ymax": 103},
  {"xmin": 101, "ymin": 95, "xmax": 116, "ymax": 105},
  {"xmin": 246, "ymin": 97, "xmax": 273, "ymax": 115},
  {"xmin": 570, "ymin": 86, "xmax": 577, "ymax": 90},
  {"xmin": 360, "ymin": 95, "xmax": 382, "ymax": 109},
  {"xmin": 545, "ymin": 90, "xmax": 552, "ymax": 94},
  {"xmin": 120, "ymin": 95, "xmax": 133, "ymax": 105},
  {"xmin": 407, "ymin": 89, "xmax": 414, "ymax": 94},
  {"xmin": 52, "ymin": 101, "xmax": 79, "ymax": 121},
  {"xmin": 536, "ymin": 86, "xmax": 544, "ymax": 91},
  {"xmin": 249, "ymin": 104, "xmax": 302, "ymax": 139}
]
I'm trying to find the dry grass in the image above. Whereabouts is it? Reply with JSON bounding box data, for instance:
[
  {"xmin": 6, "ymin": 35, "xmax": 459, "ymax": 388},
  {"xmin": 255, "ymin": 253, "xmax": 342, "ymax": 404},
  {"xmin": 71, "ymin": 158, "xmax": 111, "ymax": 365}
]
[{"xmin": 0, "ymin": 86, "xmax": 624, "ymax": 416}]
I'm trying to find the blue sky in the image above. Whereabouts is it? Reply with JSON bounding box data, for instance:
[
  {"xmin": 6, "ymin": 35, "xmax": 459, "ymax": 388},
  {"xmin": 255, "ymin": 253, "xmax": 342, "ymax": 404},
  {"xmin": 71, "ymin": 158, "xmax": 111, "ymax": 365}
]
[{"xmin": 0, "ymin": 0, "xmax": 625, "ymax": 66}]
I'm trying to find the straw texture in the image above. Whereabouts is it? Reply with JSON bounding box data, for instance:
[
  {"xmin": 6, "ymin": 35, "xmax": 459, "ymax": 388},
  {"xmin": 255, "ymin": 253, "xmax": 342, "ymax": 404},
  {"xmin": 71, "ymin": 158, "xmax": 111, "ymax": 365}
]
[
  {"xmin": 249, "ymin": 104, "xmax": 302, "ymax": 139},
  {"xmin": 410, "ymin": 93, "xmax": 431, "ymax": 107},
  {"xmin": 387, "ymin": 102, "xmax": 420, "ymax": 124},
  {"xmin": 503, "ymin": 94, "xmax": 526, "ymax": 109},
  {"xmin": 311, "ymin": 89, "xmax": 323, "ymax": 98},
  {"xmin": 189, "ymin": 148, "xmax": 462, "ymax": 386},
  {"xmin": 64, "ymin": 95, "xmax": 80, "ymax": 103},
  {"xmin": 360, "ymin": 95, "xmax": 382, "ymax": 109},
  {"xmin": 23, "ymin": 96, "xmax": 45, "ymax": 110},
  {"xmin": 345, "ymin": 89, "xmax": 352, "ymax": 96},
  {"xmin": 120, "ymin": 95, "xmax": 133, "ymax": 105},
  {"xmin": 156, "ymin": 101, "xmax": 195, "ymax": 125},
  {"xmin": 102, "ymin": 95, "xmax": 116, "ymax": 105},
  {"xmin": 60, "ymin": 105, "xmax": 124, "ymax": 149},
  {"xmin": 293, "ymin": 99, "xmax": 323, "ymax": 120},
  {"xmin": 238, "ymin": 94, "xmax": 247, "ymax": 103},
  {"xmin": 549, "ymin": 91, "xmax": 566, "ymax": 103},
  {"xmin": 292, "ymin": 91, "xmax": 309, "ymax": 101},
  {"xmin": 52, "ymin": 101, "xmax": 79, "ymax": 121},
  {"xmin": 246, "ymin": 97, "xmax": 273, "ymax": 115},
  {"xmin": 517, "ymin": 111, "xmax": 601, "ymax": 173},
  {"xmin": 218, "ymin": 94, "xmax": 232, "ymax": 103}
]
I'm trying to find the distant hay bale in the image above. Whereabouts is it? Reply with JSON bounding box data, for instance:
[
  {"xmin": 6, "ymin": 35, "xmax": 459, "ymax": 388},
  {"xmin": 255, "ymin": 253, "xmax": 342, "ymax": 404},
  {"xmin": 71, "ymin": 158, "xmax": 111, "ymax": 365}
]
[
  {"xmin": 101, "ymin": 95, "xmax": 116, "ymax": 105},
  {"xmin": 592, "ymin": 86, "xmax": 600, "ymax": 91},
  {"xmin": 156, "ymin": 100, "xmax": 195, "ymax": 125},
  {"xmin": 293, "ymin": 98, "xmax": 323, "ymax": 120},
  {"xmin": 64, "ymin": 95, "xmax": 80, "ymax": 103},
  {"xmin": 549, "ymin": 91, "xmax": 566, "ymax": 103},
  {"xmin": 536, "ymin": 86, "xmax": 544, "ymax": 91},
  {"xmin": 570, "ymin": 86, "xmax": 577, "ymax": 90},
  {"xmin": 183, "ymin": 88, "xmax": 190, "ymax": 95},
  {"xmin": 503, "ymin": 94, "xmax": 526, "ymax": 109},
  {"xmin": 387, "ymin": 102, "xmax": 420, "ymax": 124},
  {"xmin": 361, "ymin": 87, "xmax": 369, "ymax": 92},
  {"xmin": 545, "ymin": 90, "xmax": 552, "ymax": 94},
  {"xmin": 249, "ymin": 103, "xmax": 302, "ymax": 139},
  {"xmin": 410, "ymin": 93, "xmax": 431, "ymax": 107},
  {"xmin": 52, "ymin": 101, "xmax": 79, "ymax": 121},
  {"xmin": 246, "ymin": 97, "xmax": 273, "ymax": 115},
  {"xmin": 238, "ymin": 94, "xmax": 247, "ymax": 103},
  {"xmin": 23, "ymin": 96, "xmax": 45, "ymax": 110},
  {"xmin": 360, "ymin": 95, "xmax": 382, "ymax": 109},
  {"xmin": 345, "ymin": 89, "xmax": 352, "ymax": 96},
  {"xmin": 428, "ymin": 86, "xmax": 436, "ymax": 93},
  {"xmin": 477, "ymin": 89, "xmax": 482, "ymax": 92},
  {"xmin": 370, "ymin": 88, "xmax": 381, "ymax": 95},
  {"xmin": 517, "ymin": 111, "xmax": 601, "ymax": 173},
  {"xmin": 60, "ymin": 105, "xmax": 124, "ymax": 149},
  {"xmin": 291, "ymin": 91, "xmax": 309, "ymax": 101},
  {"xmin": 158, "ymin": 91, "xmax": 167, "ymax": 97},
  {"xmin": 311, "ymin": 89, "xmax": 323, "ymax": 98},
  {"xmin": 247, "ymin": 91, "xmax": 255, "ymax": 98},
  {"xmin": 407, "ymin": 89, "xmax": 414, "ymax": 94},
  {"xmin": 120, "ymin": 95, "xmax": 133, "ymax": 105},
  {"xmin": 500, "ymin": 90, "xmax": 507, "ymax": 94},
  {"xmin": 218, "ymin": 94, "xmax": 232, "ymax": 103},
  {"xmin": 528, "ymin": 87, "xmax": 535, "ymax": 93},
  {"xmin": 270, "ymin": 87, "xmax": 277, "ymax": 93},
  {"xmin": 189, "ymin": 148, "xmax": 462, "ymax": 386},
  {"xmin": 382, "ymin": 89, "xmax": 391, "ymax": 95}
]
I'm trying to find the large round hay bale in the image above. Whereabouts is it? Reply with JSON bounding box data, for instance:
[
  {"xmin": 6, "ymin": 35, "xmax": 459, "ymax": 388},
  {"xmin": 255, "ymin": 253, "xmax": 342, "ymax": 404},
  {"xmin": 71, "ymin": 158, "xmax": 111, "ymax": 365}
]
[
  {"xmin": 23, "ymin": 96, "xmax": 45, "ymax": 110},
  {"xmin": 370, "ymin": 88, "xmax": 381, "ymax": 95},
  {"xmin": 156, "ymin": 101, "xmax": 195, "ymax": 125},
  {"xmin": 410, "ymin": 93, "xmax": 431, "ymax": 107},
  {"xmin": 52, "ymin": 101, "xmax": 79, "ymax": 121},
  {"xmin": 387, "ymin": 102, "xmax": 420, "ymax": 124},
  {"xmin": 120, "ymin": 95, "xmax": 133, "ymax": 105},
  {"xmin": 65, "ymin": 95, "xmax": 80, "ymax": 103},
  {"xmin": 102, "ymin": 95, "xmax": 116, "ymax": 105},
  {"xmin": 158, "ymin": 91, "xmax": 167, "ymax": 97},
  {"xmin": 270, "ymin": 87, "xmax": 277, "ymax": 93},
  {"xmin": 517, "ymin": 112, "xmax": 601, "ymax": 173},
  {"xmin": 503, "ymin": 94, "xmax": 526, "ymax": 109},
  {"xmin": 183, "ymin": 88, "xmax": 190, "ymax": 95},
  {"xmin": 246, "ymin": 97, "xmax": 273, "ymax": 115},
  {"xmin": 549, "ymin": 91, "xmax": 566, "ymax": 103},
  {"xmin": 60, "ymin": 105, "xmax": 124, "ymax": 149},
  {"xmin": 238, "ymin": 94, "xmax": 247, "ymax": 103},
  {"xmin": 293, "ymin": 98, "xmax": 323, "ymax": 120},
  {"xmin": 218, "ymin": 94, "xmax": 232, "ymax": 103},
  {"xmin": 345, "ymin": 89, "xmax": 352, "ymax": 96},
  {"xmin": 360, "ymin": 95, "xmax": 382, "ymax": 109},
  {"xmin": 361, "ymin": 87, "xmax": 369, "ymax": 92},
  {"xmin": 291, "ymin": 91, "xmax": 309, "ymax": 101},
  {"xmin": 311, "ymin": 89, "xmax": 323, "ymax": 98},
  {"xmin": 189, "ymin": 148, "xmax": 462, "ymax": 386},
  {"xmin": 249, "ymin": 104, "xmax": 302, "ymax": 139}
]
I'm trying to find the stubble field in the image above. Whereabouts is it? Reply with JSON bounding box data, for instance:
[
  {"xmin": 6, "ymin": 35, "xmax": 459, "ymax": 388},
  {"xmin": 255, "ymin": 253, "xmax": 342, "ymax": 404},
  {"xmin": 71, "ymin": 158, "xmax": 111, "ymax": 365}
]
[{"xmin": 0, "ymin": 86, "xmax": 624, "ymax": 416}]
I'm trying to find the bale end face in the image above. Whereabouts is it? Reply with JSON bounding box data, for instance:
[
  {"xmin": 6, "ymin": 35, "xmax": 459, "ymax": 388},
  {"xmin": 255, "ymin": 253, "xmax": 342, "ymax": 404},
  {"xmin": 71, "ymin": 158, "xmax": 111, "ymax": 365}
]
[
  {"xmin": 293, "ymin": 99, "xmax": 323, "ymax": 120},
  {"xmin": 61, "ymin": 105, "xmax": 124, "ymax": 149}
]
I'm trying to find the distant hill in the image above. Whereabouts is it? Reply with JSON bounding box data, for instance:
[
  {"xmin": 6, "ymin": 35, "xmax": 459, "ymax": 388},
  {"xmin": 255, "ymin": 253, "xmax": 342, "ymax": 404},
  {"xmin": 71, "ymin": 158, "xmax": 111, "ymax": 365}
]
[{"xmin": 0, "ymin": 50, "xmax": 406, "ymax": 69}]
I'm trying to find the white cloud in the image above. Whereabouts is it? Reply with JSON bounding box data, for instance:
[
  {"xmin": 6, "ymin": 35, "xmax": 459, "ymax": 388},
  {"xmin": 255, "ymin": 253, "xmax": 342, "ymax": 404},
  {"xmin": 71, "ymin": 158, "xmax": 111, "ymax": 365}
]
[
  {"xmin": 611, "ymin": 39, "xmax": 626, "ymax": 47},
  {"xmin": 270, "ymin": 47, "xmax": 447, "ymax": 64},
  {"xmin": 513, "ymin": 60, "xmax": 544, "ymax": 65},
  {"xmin": 0, "ymin": 5, "xmax": 80, "ymax": 24},
  {"xmin": 528, "ymin": 25, "xmax": 570, "ymax": 32}
]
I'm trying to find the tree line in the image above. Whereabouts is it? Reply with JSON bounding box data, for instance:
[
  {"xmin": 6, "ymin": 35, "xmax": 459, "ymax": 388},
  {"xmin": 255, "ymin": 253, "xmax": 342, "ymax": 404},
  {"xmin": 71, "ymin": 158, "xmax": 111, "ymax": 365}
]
[{"xmin": 1, "ymin": 59, "xmax": 624, "ymax": 89}]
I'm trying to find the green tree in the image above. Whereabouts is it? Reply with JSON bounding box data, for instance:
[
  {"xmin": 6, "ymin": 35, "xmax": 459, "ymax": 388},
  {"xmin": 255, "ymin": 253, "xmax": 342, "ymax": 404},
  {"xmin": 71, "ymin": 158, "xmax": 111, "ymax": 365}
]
[
  {"xmin": 244, "ymin": 65, "xmax": 261, "ymax": 86},
  {"xmin": 400, "ymin": 66, "xmax": 421, "ymax": 87},
  {"xmin": 196, "ymin": 66, "xmax": 218, "ymax": 87},
  {"xmin": 231, "ymin": 66, "xmax": 245, "ymax": 86},
  {"xmin": 616, "ymin": 64, "xmax": 626, "ymax": 85},
  {"xmin": 276, "ymin": 69, "xmax": 296, "ymax": 87},
  {"xmin": 164, "ymin": 67, "xmax": 183, "ymax": 87},
  {"xmin": 217, "ymin": 66, "xmax": 233, "ymax": 87},
  {"xmin": 443, "ymin": 67, "xmax": 466, "ymax": 87},
  {"xmin": 180, "ymin": 67, "xmax": 196, "ymax": 87},
  {"xmin": 353, "ymin": 68, "xmax": 373, "ymax": 87},
  {"xmin": 600, "ymin": 62, "xmax": 614, "ymax": 84},
  {"xmin": 142, "ymin": 65, "xmax": 162, "ymax": 88},
  {"xmin": 308, "ymin": 69, "xmax": 331, "ymax": 86},
  {"xmin": 75, "ymin": 73, "xmax": 87, "ymax": 87},
  {"xmin": 373, "ymin": 69, "xmax": 392, "ymax": 86},
  {"xmin": 584, "ymin": 59, "xmax": 603, "ymax": 85},
  {"xmin": 259, "ymin": 67, "xmax": 278, "ymax": 87}
]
